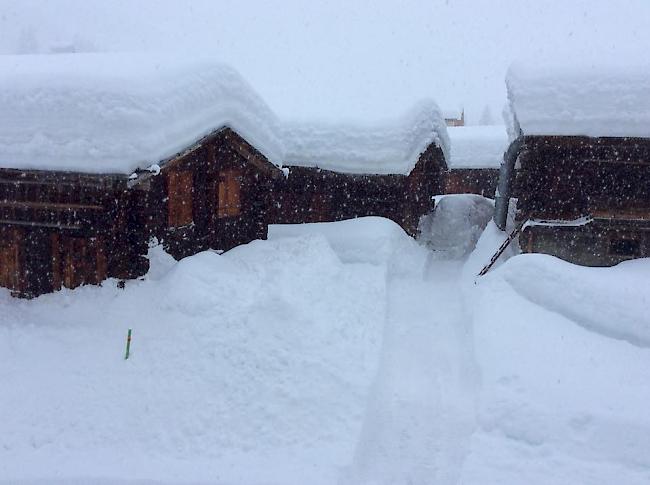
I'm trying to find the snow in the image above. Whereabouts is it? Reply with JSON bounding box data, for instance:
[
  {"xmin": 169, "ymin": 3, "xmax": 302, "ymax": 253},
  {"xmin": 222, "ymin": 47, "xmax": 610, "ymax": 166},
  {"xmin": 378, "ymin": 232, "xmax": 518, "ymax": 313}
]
[
  {"xmin": 0, "ymin": 218, "xmax": 402, "ymax": 484},
  {"xmin": 0, "ymin": 53, "xmax": 449, "ymax": 176},
  {"xmin": 506, "ymin": 62, "xmax": 650, "ymax": 140},
  {"xmin": 494, "ymin": 254, "xmax": 650, "ymax": 348},
  {"xmin": 0, "ymin": 53, "xmax": 285, "ymax": 174},
  {"xmin": 446, "ymin": 125, "xmax": 508, "ymax": 169},
  {"xmin": 282, "ymin": 100, "xmax": 449, "ymax": 175},
  {"xmin": 524, "ymin": 215, "xmax": 593, "ymax": 228},
  {"xmin": 269, "ymin": 217, "xmax": 420, "ymax": 266},
  {"xmin": 419, "ymin": 194, "xmax": 494, "ymax": 259},
  {"xmin": 2, "ymin": 211, "xmax": 650, "ymax": 484},
  {"xmin": 442, "ymin": 107, "xmax": 463, "ymax": 120},
  {"xmin": 462, "ymin": 253, "xmax": 650, "ymax": 485}
]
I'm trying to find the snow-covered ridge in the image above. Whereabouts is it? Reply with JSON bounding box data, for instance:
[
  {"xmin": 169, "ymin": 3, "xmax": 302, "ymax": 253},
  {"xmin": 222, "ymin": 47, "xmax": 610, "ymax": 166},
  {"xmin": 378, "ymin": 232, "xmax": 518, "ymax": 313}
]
[
  {"xmin": 283, "ymin": 101, "xmax": 449, "ymax": 175},
  {"xmin": 0, "ymin": 53, "xmax": 448, "ymax": 175},
  {"xmin": 506, "ymin": 62, "xmax": 650, "ymax": 140}
]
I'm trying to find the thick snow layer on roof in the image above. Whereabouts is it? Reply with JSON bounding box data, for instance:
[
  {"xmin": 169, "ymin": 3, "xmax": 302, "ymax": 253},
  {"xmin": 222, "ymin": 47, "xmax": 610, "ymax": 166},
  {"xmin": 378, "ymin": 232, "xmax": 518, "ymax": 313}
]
[
  {"xmin": 0, "ymin": 53, "xmax": 449, "ymax": 176},
  {"xmin": 506, "ymin": 62, "xmax": 650, "ymax": 140},
  {"xmin": 447, "ymin": 126, "xmax": 507, "ymax": 169},
  {"xmin": 0, "ymin": 53, "xmax": 284, "ymax": 174},
  {"xmin": 282, "ymin": 101, "xmax": 449, "ymax": 175}
]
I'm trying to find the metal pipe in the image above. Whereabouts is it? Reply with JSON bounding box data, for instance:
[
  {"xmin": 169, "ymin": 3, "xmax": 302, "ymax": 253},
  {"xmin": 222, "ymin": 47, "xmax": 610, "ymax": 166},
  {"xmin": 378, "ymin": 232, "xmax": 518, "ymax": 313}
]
[{"xmin": 494, "ymin": 136, "xmax": 524, "ymax": 230}]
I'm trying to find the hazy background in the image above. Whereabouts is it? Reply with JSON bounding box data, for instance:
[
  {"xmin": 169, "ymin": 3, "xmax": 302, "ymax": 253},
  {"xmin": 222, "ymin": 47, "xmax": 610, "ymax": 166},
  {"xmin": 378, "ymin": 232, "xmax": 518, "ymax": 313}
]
[{"xmin": 0, "ymin": 0, "xmax": 648, "ymax": 123}]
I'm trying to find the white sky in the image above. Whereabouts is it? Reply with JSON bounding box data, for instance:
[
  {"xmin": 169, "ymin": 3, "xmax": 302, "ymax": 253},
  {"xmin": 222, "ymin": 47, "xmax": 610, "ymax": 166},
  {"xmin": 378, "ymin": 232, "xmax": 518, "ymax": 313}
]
[{"xmin": 0, "ymin": 0, "xmax": 648, "ymax": 123}]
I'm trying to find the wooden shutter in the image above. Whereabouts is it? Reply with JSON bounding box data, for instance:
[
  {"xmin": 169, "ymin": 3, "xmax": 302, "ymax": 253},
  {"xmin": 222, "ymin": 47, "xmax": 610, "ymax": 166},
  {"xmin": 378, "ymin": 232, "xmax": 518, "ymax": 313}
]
[
  {"xmin": 217, "ymin": 170, "xmax": 242, "ymax": 218},
  {"xmin": 0, "ymin": 233, "xmax": 19, "ymax": 291},
  {"xmin": 168, "ymin": 171, "xmax": 194, "ymax": 226}
]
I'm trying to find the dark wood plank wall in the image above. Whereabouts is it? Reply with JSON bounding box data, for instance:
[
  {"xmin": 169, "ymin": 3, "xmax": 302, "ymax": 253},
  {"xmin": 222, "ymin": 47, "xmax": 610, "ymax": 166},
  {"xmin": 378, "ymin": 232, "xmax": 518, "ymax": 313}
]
[
  {"xmin": 271, "ymin": 166, "xmax": 407, "ymax": 226},
  {"xmin": 0, "ymin": 169, "xmax": 129, "ymax": 296},
  {"xmin": 444, "ymin": 169, "xmax": 499, "ymax": 197},
  {"xmin": 514, "ymin": 135, "xmax": 650, "ymax": 266},
  {"xmin": 272, "ymin": 143, "xmax": 448, "ymax": 235},
  {"xmin": 515, "ymin": 136, "xmax": 650, "ymax": 219}
]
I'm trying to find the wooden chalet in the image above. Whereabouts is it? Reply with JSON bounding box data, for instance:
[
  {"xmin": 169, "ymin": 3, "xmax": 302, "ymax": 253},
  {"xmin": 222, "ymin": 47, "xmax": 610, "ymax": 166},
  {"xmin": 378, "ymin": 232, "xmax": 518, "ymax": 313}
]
[
  {"xmin": 494, "ymin": 64, "xmax": 650, "ymax": 266},
  {"xmin": 271, "ymin": 110, "xmax": 449, "ymax": 236},
  {"xmin": 272, "ymin": 143, "xmax": 446, "ymax": 236},
  {"xmin": 0, "ymin": 128, "xmax": 283, "ymax": 297},
  {"xmin": 443, "ymin": 126, "xmax": 507, "ymax": 198}
]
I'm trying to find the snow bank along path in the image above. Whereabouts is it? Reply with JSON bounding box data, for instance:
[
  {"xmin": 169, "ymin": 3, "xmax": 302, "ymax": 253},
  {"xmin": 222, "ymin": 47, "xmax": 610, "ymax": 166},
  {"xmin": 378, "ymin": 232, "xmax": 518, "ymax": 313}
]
[
  {"xmin": 2, "ymin": 210, "xmax": 650, "ymax": 484},
  {"xmin": 0, "ymin": 223, "xmax": 392, "ymax": 484},
  {"xmin": 461, "ymin": 251, "xmax": 650, "ymax": 484},
  {"xmin": 0, "ymin": 53, "xmax": 448, "ymax": 175},
  {"xmin": 506, "ymin": 61, "xmax": 650, "ymax": 140}
]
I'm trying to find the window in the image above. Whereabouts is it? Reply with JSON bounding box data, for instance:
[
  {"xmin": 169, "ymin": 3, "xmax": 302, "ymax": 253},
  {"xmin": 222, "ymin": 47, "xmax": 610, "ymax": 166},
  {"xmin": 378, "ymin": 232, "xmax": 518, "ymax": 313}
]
[
  {"xmin": 608, "ymin": 237, "xmax": 640, "ymax": 257},
  {"xmin": 167, "ymin": 171, "xmax": 193, "ymax": 227},
  {"xmin": 217, "ymin": 169, "xmax": 242, "ymax": 218}
]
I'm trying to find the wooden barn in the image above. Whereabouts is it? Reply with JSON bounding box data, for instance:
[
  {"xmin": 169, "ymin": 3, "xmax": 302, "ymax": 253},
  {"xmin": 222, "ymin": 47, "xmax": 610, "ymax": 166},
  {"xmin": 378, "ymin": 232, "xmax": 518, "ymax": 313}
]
[
  {"xmin": 270, "ymin": 103, "xmax": 450, "ymax": 235},
  {"xmin": 0, "ymin": 128, "xmax": 283, "ymax": 298},
  {"xmin": 0, "ymin": 54, "xmax": 285, "ymax": 297},
  {"xmin": 494, "ymin": 64, "xmax": 650, "ymax": 266},
  {"xmin": 132, "ymin": 128, "xmax": 283, "ymax": 260}
]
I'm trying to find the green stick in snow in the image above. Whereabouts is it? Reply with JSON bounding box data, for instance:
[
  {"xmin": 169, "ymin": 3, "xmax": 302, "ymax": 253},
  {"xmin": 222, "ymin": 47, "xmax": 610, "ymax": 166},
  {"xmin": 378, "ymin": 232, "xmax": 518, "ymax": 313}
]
[{"xmin": 125, "ymin": 328, "xmax": 132, "ymax": 360}]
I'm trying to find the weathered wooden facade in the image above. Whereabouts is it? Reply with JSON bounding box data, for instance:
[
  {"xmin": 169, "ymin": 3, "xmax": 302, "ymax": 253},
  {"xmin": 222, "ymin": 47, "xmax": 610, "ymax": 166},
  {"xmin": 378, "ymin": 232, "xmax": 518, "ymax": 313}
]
[
  {"xmin": 0, "ymin": 128, "xmax": 283, "ymax": 297},
  {"xmin": 133, "ymin": 128, "xmax": 283, "ymax": 260},
  {"xmin": 271, "ymin": 142, "xmax": 447, "ymax": 235},
  {"xmin": 509, "ymin": 135, "xmax": 650, "ymax": 266},
  {"xmin": 444, "ymin": 168, "xmax": 499, "ymax": 197}
]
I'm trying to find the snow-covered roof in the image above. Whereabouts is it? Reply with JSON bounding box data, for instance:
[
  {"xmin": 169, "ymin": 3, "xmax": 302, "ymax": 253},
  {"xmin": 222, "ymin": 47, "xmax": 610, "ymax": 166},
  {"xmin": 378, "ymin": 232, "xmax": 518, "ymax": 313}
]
[
  {"xmin": 282, "ymin": 101, "xmax": 449, "ymax": 175},
  {"xmin": 506, "ymin": 62, "xmax": 650, "ymax": 140},
  {"xmin": 442, "ymin": 107, "xmax": 463, "ymax": 120},
  {"xmin": 0, "ymin": 53, "xmax": 449, "ymax": 177},
  {"xmin": 447, "ymin": 126, "xmax": 507, "ymax": 169},
  {"xmin": 0, "ymin": 53, "xmax": 284, "ymax": 174}
]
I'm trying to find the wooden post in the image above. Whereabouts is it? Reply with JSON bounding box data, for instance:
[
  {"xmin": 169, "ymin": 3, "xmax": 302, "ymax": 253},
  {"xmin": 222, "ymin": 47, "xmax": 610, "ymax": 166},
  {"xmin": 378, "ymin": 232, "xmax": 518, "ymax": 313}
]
[{"xmin": 125, "ymin": 328, "xmax": 132, "ymax": 360}]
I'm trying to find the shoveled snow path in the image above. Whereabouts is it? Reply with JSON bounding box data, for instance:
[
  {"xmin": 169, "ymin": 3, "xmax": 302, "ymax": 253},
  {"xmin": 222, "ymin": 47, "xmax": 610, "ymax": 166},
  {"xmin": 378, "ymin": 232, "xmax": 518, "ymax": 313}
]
[{"xmin": 342, "ymin": 257, "xmax": 477, "ymax": 485}]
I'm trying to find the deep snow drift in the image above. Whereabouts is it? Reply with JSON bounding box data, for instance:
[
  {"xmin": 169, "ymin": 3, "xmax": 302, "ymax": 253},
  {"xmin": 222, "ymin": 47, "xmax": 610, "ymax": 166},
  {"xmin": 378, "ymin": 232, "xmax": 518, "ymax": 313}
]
[
  {"xmin": 0, "ymin": 220, "xmax": 401, "ymax": 484},
  {"xmin": 1, "ymin": 214, "xmax": 650, "ymax": 484},
  {"xmin": 463, "ymin": 253, "xmax": 650, "ymax": 485}
]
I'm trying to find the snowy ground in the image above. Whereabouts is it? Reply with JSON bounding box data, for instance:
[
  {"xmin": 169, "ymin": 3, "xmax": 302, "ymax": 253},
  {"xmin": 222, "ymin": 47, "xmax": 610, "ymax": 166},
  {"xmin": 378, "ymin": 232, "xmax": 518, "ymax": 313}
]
[{"xmin": 1, "ymin": 211, "xmax": 649, "ymax": 484}]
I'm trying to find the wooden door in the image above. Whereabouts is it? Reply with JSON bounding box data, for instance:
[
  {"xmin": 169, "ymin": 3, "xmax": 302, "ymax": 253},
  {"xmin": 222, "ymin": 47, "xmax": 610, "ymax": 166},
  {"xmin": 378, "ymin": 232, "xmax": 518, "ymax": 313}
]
[{"xmin": 60, "ymin": 236, "xmax": 107, "ymax": 289}]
